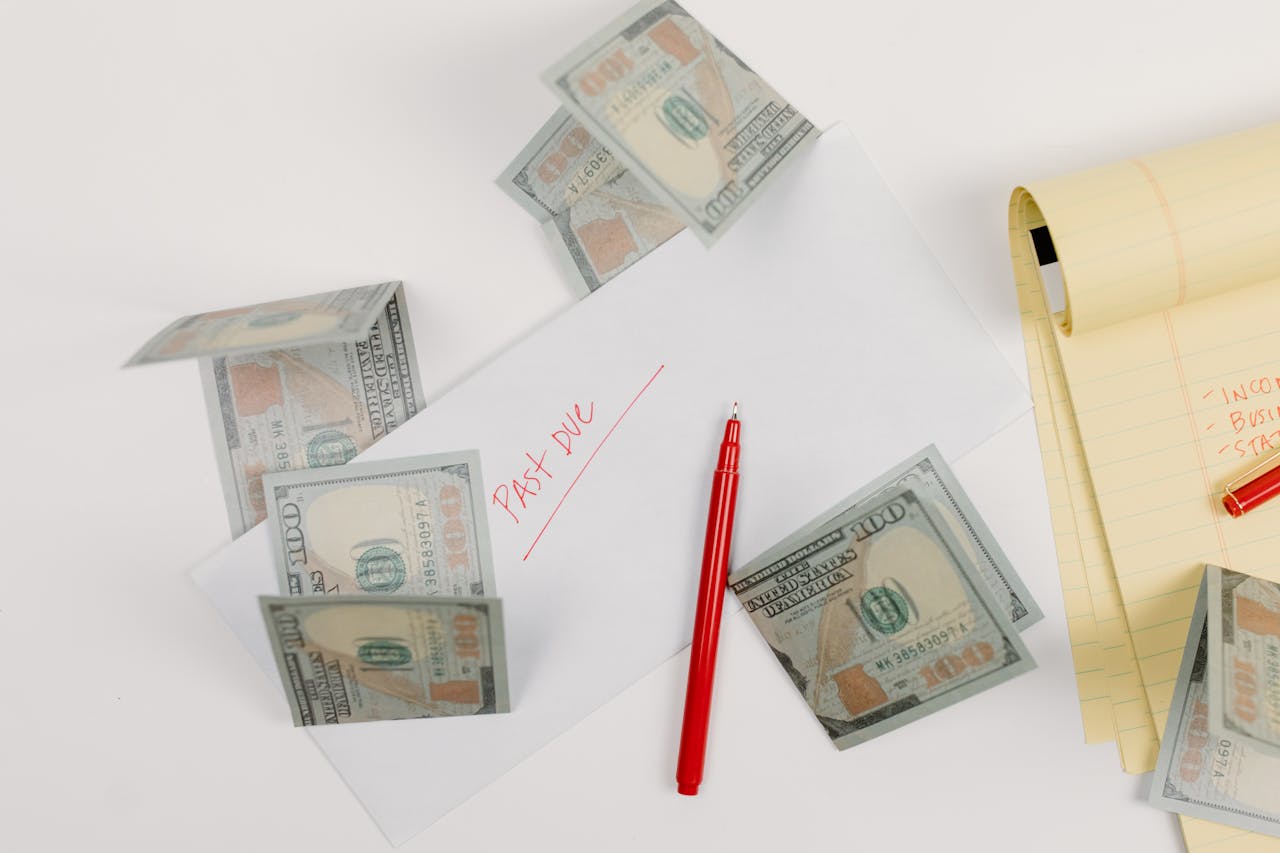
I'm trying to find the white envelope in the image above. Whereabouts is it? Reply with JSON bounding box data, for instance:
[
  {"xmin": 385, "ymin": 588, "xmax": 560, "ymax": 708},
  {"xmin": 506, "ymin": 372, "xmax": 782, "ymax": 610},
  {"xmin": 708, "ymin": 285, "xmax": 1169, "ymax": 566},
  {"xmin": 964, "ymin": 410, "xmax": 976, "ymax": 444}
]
[{"xmin": 192, "ymin": 124, "xmax": 1029, "ymax": 845}]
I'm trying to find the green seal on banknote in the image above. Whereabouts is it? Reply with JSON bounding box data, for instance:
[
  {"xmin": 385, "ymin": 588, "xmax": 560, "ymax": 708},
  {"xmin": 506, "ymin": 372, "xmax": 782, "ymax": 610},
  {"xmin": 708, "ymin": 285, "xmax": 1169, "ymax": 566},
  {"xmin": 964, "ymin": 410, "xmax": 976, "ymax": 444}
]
[
  {"xmin": 660, "ymin": 96, "xmax": 708, "ymax": 141},
  {"xmin": 860, "ymin": 586, "xmax": 911, "ymax": 635},
  {"xmin": 356, "ymin": 638, "xmax": 413, "ymax": 667},
  {"xmin": 306, "ymin": 430, "xmax": 357, "ymax": 466},
  {"xmin": 355, "ymin": 546, "xmax": 407, "ymax": 593}
]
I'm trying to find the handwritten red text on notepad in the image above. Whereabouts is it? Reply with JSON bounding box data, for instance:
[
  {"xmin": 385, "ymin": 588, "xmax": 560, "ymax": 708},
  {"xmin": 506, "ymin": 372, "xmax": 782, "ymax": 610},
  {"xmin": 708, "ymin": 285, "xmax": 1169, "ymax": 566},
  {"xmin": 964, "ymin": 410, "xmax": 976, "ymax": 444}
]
[{"xmin": 1209, "ymin": 372, "xmax": 1280, "ymax": 458}]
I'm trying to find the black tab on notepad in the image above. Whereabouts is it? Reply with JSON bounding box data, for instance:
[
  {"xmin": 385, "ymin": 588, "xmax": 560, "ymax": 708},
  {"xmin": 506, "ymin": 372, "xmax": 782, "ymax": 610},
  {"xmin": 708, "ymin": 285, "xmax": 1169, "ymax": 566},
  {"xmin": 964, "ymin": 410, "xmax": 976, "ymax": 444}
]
[{"xmin": 1030, "ymin": 226, "xmax": 1057, "ymax": 265}]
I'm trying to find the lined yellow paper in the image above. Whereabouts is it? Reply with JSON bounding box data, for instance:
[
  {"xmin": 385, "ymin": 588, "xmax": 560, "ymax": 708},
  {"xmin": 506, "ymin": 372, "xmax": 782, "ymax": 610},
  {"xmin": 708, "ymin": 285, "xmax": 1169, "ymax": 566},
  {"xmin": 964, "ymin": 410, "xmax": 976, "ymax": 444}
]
[
  {"xmin": 1015, "ymin": 201, "xmax": 1156, "ymax": 759},
  {"xmin": 1025, "ymin": 315, "xmax": 1115, "ymax": 744},
  {"xmin": 1016, "ymin": 209, "xmax": 1115, "ymax": 745},
  {"xmin": 1037, "ymin": 322, "xmax": 1158, "ymax": 768},
  {"xmin": 1009, "ymin": 122, "xmax": 1280, "ymax": 851}
]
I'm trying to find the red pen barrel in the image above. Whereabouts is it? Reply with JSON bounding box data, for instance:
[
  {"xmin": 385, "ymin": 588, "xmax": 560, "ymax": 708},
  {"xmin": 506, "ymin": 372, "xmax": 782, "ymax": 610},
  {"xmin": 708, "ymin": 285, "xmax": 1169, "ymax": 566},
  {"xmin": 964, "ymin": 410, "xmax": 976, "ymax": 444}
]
[
  {"xmin": 676, "ymin": 416, "xmax": 740, "ymax": 796},
  {"xmin": 1224, "ymin": 462, "xmax": 1280, "ymax": 517}
]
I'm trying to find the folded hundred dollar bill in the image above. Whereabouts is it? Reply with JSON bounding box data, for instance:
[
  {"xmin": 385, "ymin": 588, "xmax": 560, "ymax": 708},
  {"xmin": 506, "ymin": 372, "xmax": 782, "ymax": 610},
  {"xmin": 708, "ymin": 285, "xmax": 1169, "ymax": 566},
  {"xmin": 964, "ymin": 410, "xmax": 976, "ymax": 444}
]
[
  {"xmin": 263, "ymin": 452, "xmax": 496, "ymax": 599},
  {"xmin": 126, "ymin": 282, "xmax": 424, "ymax": 537},
  {"xmin": 1208, "ymin": 565, "xmax": 1280, "ymax": 756},
  {"xmin": 1149, "ymin": 566, "xmax": 1280, "ymax": 838},
  {"xmin": 260, "ymin": 595, "xmax": 511, "ymax": 727},
  {"xmin": 498, "ymin": 108, "xmax": 686, "ymax": 295},
  {"xmin": 729, "ymin": 448, "xmax": 1037, "ymax": 750},
  {"xmin": 543, "ymin": 0, "xmax": 817, "ymax": 247}
]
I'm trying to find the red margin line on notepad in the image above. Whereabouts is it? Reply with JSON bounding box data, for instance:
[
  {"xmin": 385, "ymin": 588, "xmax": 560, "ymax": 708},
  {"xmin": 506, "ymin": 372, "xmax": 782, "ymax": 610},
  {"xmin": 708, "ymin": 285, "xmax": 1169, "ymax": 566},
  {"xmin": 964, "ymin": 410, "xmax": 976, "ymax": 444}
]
[{"xmin": 522, "ymin": 363, "xmax": 666, "ymax": 561}]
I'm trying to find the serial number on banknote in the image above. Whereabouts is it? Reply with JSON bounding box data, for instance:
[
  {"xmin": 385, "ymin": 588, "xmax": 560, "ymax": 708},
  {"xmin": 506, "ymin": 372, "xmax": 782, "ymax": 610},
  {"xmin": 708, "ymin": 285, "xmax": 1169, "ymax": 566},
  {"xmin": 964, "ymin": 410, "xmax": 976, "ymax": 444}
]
[{"xmin": 873, "ymin": 621, "xmax": 973, "ymax": 672}]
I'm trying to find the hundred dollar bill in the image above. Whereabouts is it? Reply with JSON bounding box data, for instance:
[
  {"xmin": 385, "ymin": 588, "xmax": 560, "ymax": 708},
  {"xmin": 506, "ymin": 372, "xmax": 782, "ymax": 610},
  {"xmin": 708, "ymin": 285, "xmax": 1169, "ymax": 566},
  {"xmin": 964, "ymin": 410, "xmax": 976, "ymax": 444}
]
[
  {"xmin": 728, "ymin": 485, "xmax": 1036, "ymax": 750},
  {"xmin": 200, "ymin": 285, "xmax": 423, "ymax": 537},
  {"xmin": 1149, "ymin": 569, "xmax": 1280, "ymax": 838},
  {"xmin": 126, "ymin": 281, "xmax": 407, "ymax": 366},
  {"xmin": 544, "ymin": 0, "xmax": 816, "ymax": 245},
  {"xmin": 859, "ymin": 446, "xmax": 1041, "ymax": 630},
  {"xmin": 263, "ymin": 452, "xmax": 496, "ymax": 599},
  {"xmin": 260, "ymin": 595, "xmax": 510, "ymax": 727},
  {"xmin": 499, "ymin": 108, "xmax": 685, "ymax": 295},
  {"xmin": 128, "ymin": 282, "xmax": 424, "ymax": 537},
  {"xmin": 1208, "ymin": 565, "xmax": 1280, "ymax": 755}
]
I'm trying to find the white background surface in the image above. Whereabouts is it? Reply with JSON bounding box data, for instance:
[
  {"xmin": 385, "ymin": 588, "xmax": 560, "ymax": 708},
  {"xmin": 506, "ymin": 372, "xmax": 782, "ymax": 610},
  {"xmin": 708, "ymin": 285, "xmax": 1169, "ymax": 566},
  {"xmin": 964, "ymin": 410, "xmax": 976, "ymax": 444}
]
[{"xmin": 2, "ymin": 1, "xmax": 1278, "ymax": 851}]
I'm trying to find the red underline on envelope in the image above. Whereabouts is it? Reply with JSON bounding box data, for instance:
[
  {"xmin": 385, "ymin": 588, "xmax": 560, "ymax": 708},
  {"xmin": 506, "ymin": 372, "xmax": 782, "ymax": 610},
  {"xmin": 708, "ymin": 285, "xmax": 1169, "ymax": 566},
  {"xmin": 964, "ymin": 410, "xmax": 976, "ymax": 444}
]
[{"xmin": 522, "ymin": 363, "xmax": 666, "ymax": 561}]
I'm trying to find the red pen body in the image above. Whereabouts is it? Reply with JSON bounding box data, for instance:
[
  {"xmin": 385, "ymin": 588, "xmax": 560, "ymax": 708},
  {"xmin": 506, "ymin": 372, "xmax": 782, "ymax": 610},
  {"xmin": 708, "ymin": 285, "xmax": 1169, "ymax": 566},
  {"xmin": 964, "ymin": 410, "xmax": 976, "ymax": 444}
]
[
  {"xmin": 1224, "ymin": 462, "xmax": 1280, "ymax": 517},
  {"xmin": 676, "ymin": 409, "xmax": 741, "ymax": 796}
]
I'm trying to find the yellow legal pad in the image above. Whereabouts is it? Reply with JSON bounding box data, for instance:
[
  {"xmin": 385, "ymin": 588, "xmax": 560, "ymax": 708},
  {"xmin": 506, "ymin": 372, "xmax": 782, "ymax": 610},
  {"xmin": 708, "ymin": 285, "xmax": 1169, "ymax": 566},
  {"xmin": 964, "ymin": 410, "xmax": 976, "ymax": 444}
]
[{"xmin": 1008, "ymin": 122, "xmax": 1280, "ymax": 852}]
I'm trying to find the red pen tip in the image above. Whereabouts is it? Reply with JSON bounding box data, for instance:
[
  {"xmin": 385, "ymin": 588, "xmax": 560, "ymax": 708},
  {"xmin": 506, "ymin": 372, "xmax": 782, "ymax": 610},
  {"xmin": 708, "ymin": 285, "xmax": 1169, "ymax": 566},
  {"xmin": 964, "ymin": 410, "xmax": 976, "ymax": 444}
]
[{"xmin": 731, "ymin": 401, "xmax": 738, "ymax": 419}]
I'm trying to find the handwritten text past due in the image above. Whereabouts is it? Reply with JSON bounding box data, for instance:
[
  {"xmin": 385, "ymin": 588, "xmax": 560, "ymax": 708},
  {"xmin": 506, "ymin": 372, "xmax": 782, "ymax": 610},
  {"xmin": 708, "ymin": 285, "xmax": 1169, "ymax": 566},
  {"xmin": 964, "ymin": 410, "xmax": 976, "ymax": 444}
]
[{"xmin": 491, "ymin": 402, "xmax": 596, "ymax": 525}]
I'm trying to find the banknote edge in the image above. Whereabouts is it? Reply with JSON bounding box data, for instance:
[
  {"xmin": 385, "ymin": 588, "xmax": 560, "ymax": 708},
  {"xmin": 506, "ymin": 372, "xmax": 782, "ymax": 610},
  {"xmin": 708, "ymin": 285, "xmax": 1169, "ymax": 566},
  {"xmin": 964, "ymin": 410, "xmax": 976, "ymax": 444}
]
[
  {"xmin": 1205, "ymin": 564, "xmax": 1229, "ymax": 751},
  {"xmin": 124, "ymin": 311, "xmax": 196, "ymax": 366},
  {"xmin": 257, "ymin": 595, "xmax": 311, "ymax": 727},
  {"xmin": 542, "ymin": 218, "xmax": 601, "ymax": 298},
  {"xmin": 485, "ymin": 597, "xmax": 513, "ymax": 714},
  {"xmin": 911, "ymin": 447, "xmax": 1044, "ymax": 629},
  {"xmin": 1148, "ymin": 569, "xmax": 1208, "ymax": 813},
  {"xmin": 388, "ymin": 284, "xmax": 427, "ymax": 415},
  {"xmin": 349, "ymin": 280, "xmax": 406, "ymax": 344},
  {"xmin": 261, "ymin": 468, "xmax": 297, "ymax": 595},
  {"xmin": 460, "ymin": 449, "xmax": 501, "ymax": 599},
  {"xmin": 257, "ymin": 449, "xmax": 487, "ymax": 488},
  {"xmin": 495, "ymin": 107, "xmax": 572, "ymax": 223},
  {"xmin": 199, "ymin": 355, "xmax": 253, "ymax": 538}
]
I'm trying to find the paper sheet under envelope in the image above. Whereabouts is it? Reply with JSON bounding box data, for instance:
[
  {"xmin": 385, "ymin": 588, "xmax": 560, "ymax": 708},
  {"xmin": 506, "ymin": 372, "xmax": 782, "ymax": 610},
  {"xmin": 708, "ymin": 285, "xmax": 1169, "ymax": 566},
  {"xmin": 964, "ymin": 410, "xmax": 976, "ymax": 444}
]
[{"xmin": 192, "ymin": 125, "xmax": 1030, "ymax": 845}]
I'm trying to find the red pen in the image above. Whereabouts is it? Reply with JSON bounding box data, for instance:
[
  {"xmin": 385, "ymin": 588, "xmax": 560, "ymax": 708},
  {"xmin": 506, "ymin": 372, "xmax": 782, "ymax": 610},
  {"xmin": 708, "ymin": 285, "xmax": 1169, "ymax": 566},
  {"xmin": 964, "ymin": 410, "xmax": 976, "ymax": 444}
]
[
  {"xmin": 676, "ymin": 402, "xmax": 742, "ymax": 796},
  {"xmin": 1223, "ymin": 450, "xmax": 1280, "ymax": 517}
]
